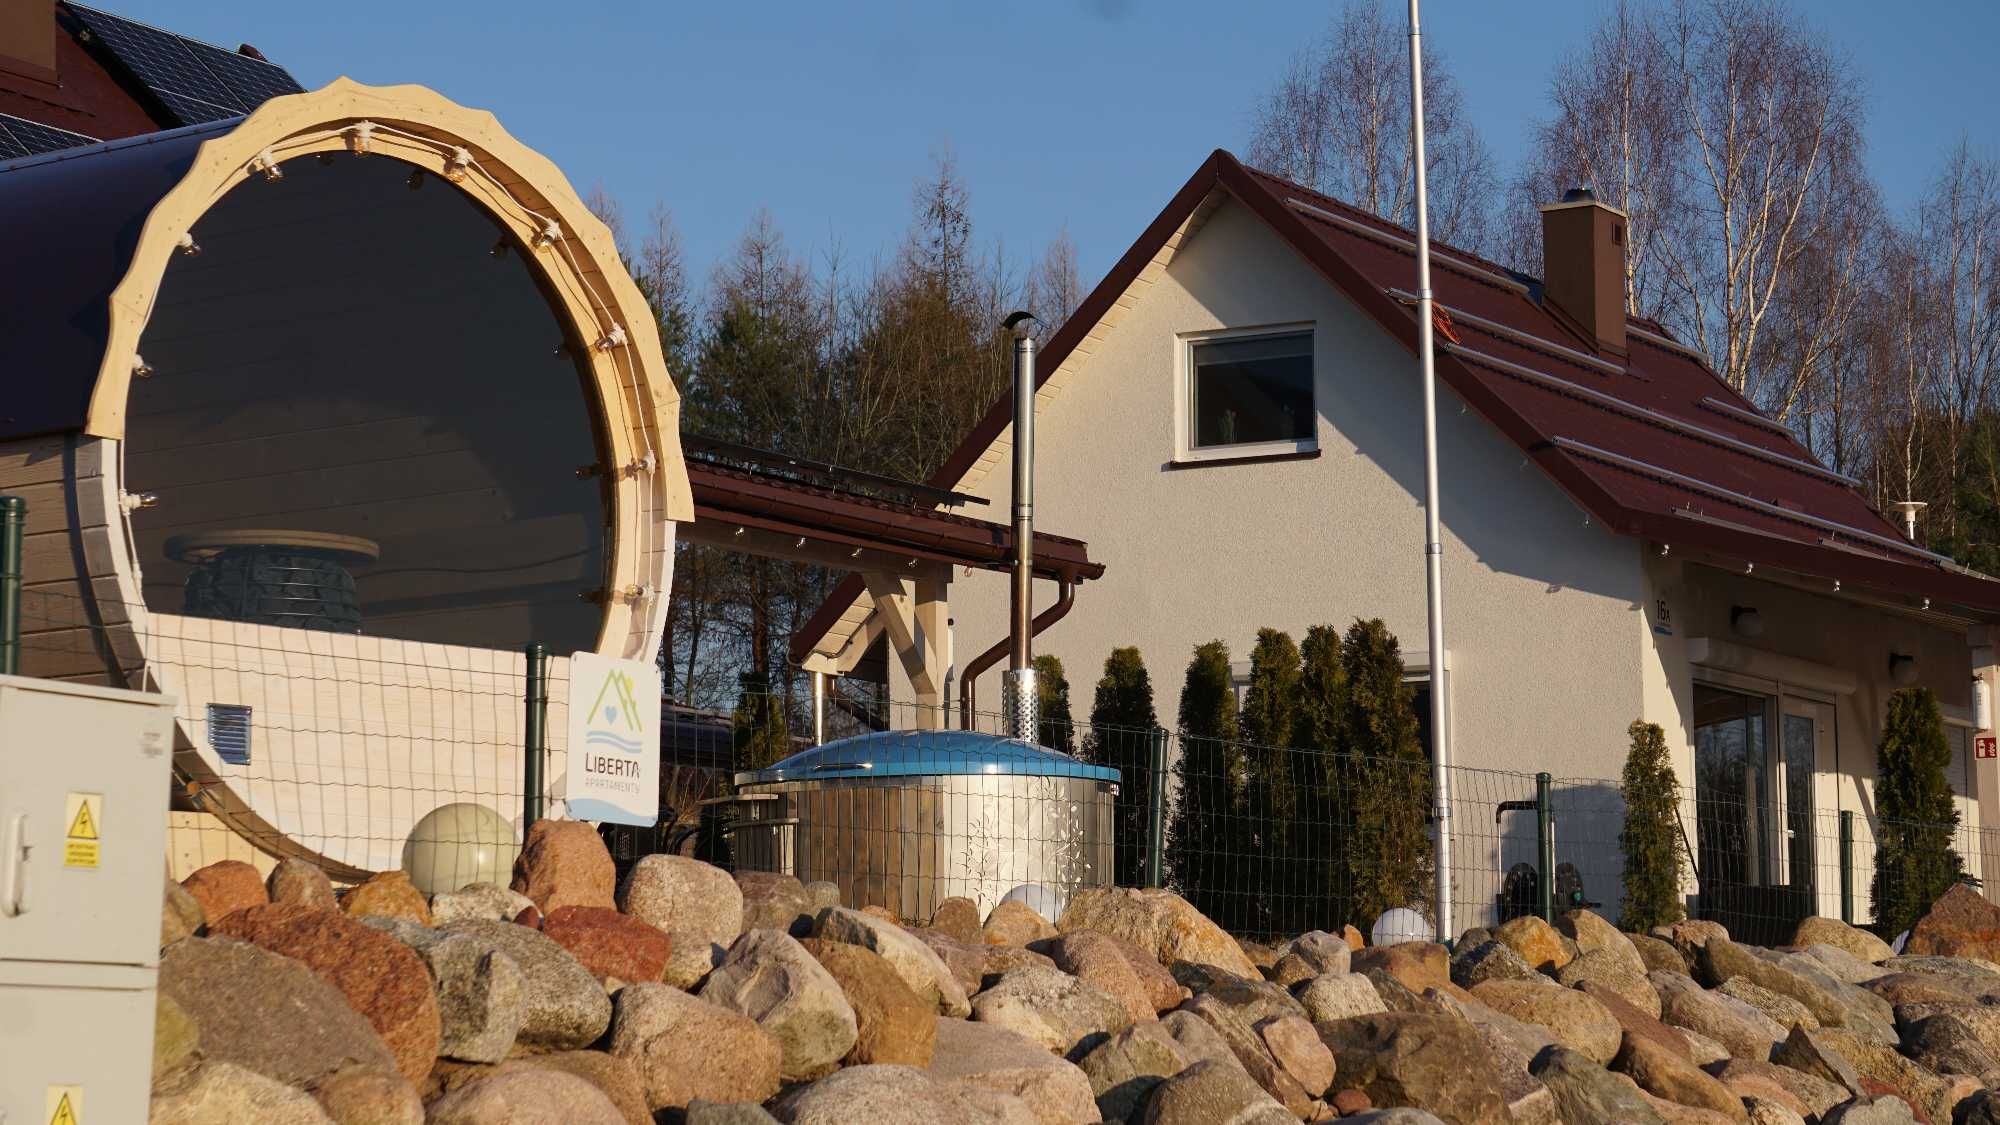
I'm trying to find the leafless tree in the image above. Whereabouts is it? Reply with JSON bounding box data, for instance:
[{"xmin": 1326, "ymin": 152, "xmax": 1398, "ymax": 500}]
[
  {"xmin": 1026, "ymin": 227, "xmax": 1084, "ymax": 333},
  {"xmin": 1246, "ymin": 0, "xmax": 1498, "ymax": 253},
  {"xmin": 1510, "ymin": 1, "xmax": 1683, "ymax": 320},
  {"xmin": 1653, "ymin": 0, "xmax": 1867, "ymax": 406}
]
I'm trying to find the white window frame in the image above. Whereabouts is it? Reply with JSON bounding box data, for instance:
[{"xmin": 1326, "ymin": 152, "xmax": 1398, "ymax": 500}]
[
  {"xmin": 1175, "ymin": 323, "xmax": 1318, "ymax": 463},
  {"xmin": 1692, "ymin": 667, "xmax": 1838, "ymax": 892}
]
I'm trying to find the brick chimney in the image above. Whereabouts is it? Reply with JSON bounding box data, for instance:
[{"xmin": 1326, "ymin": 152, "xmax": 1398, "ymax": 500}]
[
  {"xmin": 0, "ymin": 0, "xmax": 57, "ymax": 83},
  {"xmin": 1538, "ymin": 187, "xmax": 1627, "ymax": 356}
]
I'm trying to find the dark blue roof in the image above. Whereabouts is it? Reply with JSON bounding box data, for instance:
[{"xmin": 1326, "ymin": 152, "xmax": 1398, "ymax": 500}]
[{"xmin": 735, "ymin": 730, "xmax": 1119, "ymax": 785}]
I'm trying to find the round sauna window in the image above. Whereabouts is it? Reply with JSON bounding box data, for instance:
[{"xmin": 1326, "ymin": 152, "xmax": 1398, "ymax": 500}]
[{"xmin": 122, "ymin": 150, "xmax": 609, "ymax": 653}]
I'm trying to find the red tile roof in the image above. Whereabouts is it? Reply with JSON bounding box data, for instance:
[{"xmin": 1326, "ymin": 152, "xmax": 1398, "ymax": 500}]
[{"xmin": 796, "ymin": 149, "xmax": 2000, "ymax": 661}]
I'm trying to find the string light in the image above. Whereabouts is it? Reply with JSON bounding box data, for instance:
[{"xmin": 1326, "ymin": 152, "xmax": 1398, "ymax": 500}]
[{"xmin": 345, "ymin": 121, "xmax": 375, "ymax": 155}]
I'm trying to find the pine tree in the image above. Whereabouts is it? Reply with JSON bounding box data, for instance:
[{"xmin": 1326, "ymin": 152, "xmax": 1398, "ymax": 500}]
[
  {"xmin": 1871, "ymin": 687, "xmax": 1965, "ymax": 938},
  {"xmin": 1032, "ymin": 654, "xmax": 1075, "ymax": 754},
  {"xmin": 1240, "ymin": 629, "xmax": 1302, "ymax": 936},
  {"xmin": 1087, "ymin": 647, "xmax": 1159, "ymax": 887},
  {"xmin": 1339, "ymin": 619, "xmax": 1433, "ymax": 931},
  {"xmin": 1292, "ymin": 624, "xmax": 1349, "ymax": 933},
  {"xmin": 1619, "ymin": 720, "xmax": 1685, "ymax": 931},
  {"xmin": 1168, "ymin": 640, "xmax": 1242, "ymax": 927}
]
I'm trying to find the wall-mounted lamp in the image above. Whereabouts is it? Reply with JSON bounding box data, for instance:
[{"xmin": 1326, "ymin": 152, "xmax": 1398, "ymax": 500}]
[
  {"xmin": 1975, "ymin": 674, "xmax": 1993, "ymax": 731},
  {"xmin": 1729, "ymin": 606, "xmax": 1764, "ymax": 638},
  {"xmin": 1889, "ymin": 653, "xmax": 1919, "ymax": 687}
]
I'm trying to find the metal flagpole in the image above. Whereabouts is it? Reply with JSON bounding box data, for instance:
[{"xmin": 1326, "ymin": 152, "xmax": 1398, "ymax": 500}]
[{"xmin": 1406, "ymin": 0, "xmax": 1453, "ymax": 943}]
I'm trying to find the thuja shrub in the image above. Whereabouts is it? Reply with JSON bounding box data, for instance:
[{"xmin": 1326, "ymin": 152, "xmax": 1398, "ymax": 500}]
[
  {"xmin": 1087, "ymin": 646, "xmax": 1158, "ymax": 887},
  {"xmin": 1033, "ymin": 653, "xmax": 1076, "ymax": 755},
  {"xmin": 1871, "ymin": 686, "xmax": 1965, "ymax": 938},
  {"xmin": 1619, "ymin": 719, "xmax": 1685, "ymax": 932},
  {"xmin": 1339, "ymin": 619, "xmax": 1432, "ymax": 930},
  {"xmin": 1167, "ymin": 640, "xmax": 1242, "ymax": 925}
]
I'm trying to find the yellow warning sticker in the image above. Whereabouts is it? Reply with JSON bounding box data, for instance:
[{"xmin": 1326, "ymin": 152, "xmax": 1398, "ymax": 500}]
[
  {"xmin": 47, "ymin": 1084, "xmax": 82, "ymax": 1125},
  {"xmin": 63, "ymin": 792, "xmax": 100, "ymax": 870}
]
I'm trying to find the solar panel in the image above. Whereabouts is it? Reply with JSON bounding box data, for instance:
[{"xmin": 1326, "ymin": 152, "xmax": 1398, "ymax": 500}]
[
  {"xmin": 183, "ymin": 39, "xmax": 304, "ymax": 107},
  {"xmin": 65, "ymin": 3, "xmax": 305, "ymax": 129},
  {"xmin": 146, "ymin": 88, "xmax": 243, "ymax": 126},
  {"xmin": 0, "ymin": 113, "xmax": 99, "ymax": 160}
]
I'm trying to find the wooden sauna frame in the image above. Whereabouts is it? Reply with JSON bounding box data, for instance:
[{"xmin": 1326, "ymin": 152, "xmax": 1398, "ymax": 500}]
[{"xmin": 1, "ymin": 80, "xmax": 692, "ymax": 878}]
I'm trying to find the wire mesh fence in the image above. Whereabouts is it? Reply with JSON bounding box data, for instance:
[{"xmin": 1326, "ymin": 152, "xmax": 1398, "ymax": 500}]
[
  {"xmin": 12, "ymin": 575, "xmax": 2000, "ymax": 944},
  {"xmin": 15, "ymin": 584, "xmax": 536, "ymax": 887}
]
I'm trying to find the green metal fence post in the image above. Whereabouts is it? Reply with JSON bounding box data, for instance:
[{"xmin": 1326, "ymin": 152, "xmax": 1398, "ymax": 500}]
[
  {"xmin": 523, "ymin": 643, "xmax": 548, "ymax": 832},
  {"xmin": 1536, "ymin": 771, "xmax": 1554, "ymax": 923},
  {"xmin": 1839, "ymin": 810, "xmax": 1855, "ymax": 924},
  {"xmin": 1147, "ymin": 726, "xmax": 1168, "ymax": 888},
  {"xmin": 0, "ymin": 495, "xmax": 22, "ymax": 676}
]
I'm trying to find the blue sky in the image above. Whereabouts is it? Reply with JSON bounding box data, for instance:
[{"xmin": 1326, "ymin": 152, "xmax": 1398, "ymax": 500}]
[{"xmin": 125, "ymin": 1, "xmax": 2000, "ymax": 294}]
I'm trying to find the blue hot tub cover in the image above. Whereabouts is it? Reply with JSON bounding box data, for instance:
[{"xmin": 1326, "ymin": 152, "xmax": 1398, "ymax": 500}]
[{"xmin": 735, "ymin": 729, "xmax": 1120, "ymax": 786}]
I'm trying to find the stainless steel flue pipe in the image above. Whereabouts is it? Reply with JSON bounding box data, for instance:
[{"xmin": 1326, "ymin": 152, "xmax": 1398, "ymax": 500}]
[{"xmin": 1002, "ymin": 312, "xmax": 1039, "ymax": 740}]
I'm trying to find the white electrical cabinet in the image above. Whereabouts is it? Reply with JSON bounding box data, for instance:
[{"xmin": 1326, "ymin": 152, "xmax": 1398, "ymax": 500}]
[{"xmin": 0, "ymin": 673, "xmax": 176, "ymax": 1125}]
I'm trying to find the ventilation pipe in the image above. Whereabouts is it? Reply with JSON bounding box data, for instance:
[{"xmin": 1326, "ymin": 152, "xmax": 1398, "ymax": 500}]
[
  {"xmin": 1003, "ymin": 311, "xmax": 1040, "ymax": 741},
  {"xmin": 1892, "ymin": 500, "xmax": 1928, "ymax": 541}
]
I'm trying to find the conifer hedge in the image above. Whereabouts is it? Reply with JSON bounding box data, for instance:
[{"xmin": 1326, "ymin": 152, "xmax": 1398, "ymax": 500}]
[
  {"xmin": 1290, "ymin": 624, "xmax": 1349, "ymax": 934},
  {"xmin": 1032, "ymin": 653, "xmax": 1075, "ymax": 755},
  {"xmin": 1167, "ymin": 640, "xmax": 1243, "ymax": 927},
  {"xmin": 1087, "ymin": 647, "xmax": 1159, "ymax": 887},
  {"xmin": 1619, "ymin": 719, "xmax": 1685, "ymax": 931},
  {"xmin": 1871, "ymin": 686, "xmax": 1965, "ymax": 937},
  {"xmin": 1338, "ymin": 619, "xmax": 1433, "ymax": 929},
  {"xmin": 1241, "ymin": 628, "xmax": 1302, "ymax": 933}
]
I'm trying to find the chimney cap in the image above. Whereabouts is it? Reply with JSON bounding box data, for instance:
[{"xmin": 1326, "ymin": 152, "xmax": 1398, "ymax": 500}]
[{"xmin": 1537, "ymin": 189, "xmax": 1630, "ymax": 219}]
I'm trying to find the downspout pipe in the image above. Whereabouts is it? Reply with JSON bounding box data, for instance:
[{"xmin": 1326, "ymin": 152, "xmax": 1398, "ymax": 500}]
[
  {"xmin": 962, "ymin": 576, "xmax": 1073, "ymax": 730},
  {"xmin": 1002, "ymin": 311, "xmax": 1040, "ymax": 739}
]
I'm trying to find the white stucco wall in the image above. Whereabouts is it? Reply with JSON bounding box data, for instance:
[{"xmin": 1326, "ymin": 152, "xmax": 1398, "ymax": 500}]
[
  {"xmin": 942, "ymin": 199, "xmax": 1654, "ymax": 923},
  {"xmin": 1645, "ymin": 555, "xmax": 1988, "ymax": 924}
]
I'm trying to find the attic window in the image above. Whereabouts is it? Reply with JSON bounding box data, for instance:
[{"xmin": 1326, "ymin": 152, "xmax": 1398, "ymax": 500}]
[{"xmin": 1180, "ymin": 329, "xmax": 1316, "ymax": 460}]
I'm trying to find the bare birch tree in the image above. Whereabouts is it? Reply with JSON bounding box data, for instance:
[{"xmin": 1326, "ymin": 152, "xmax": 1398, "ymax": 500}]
[
  {"xmin": 1247, "ymin": 0, "xmax": 1497, "ymax": 253},
  {"xmin": 1511, "ymin": 0, "xmax": 1682, "ymax": 319},
  {"xmin": 1654, "ymin": 0, "xmax": 1867, "ymax": 406}
]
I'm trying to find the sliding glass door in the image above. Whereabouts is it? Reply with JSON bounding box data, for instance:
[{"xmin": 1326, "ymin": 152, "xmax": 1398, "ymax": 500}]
[{"xmin": 1694, "ymin": 683, "xmax": 1824, "ymax": 944}]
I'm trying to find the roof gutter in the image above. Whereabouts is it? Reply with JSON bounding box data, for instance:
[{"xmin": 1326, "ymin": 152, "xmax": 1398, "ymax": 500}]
[{"xmin": 960, "ymin": 576, "xmax": 1074, "ymax": 730}]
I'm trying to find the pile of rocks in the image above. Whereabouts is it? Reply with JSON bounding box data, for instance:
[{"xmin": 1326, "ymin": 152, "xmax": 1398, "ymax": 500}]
[{"xmin": 151, "ymin": 826, "xmax": 2000, "ymax": 1123}]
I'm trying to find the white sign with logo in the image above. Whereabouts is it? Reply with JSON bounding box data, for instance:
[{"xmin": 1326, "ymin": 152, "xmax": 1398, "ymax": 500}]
[{"xmin": 565, "ymin": 651, "xmax": 660, "ymax": 826}]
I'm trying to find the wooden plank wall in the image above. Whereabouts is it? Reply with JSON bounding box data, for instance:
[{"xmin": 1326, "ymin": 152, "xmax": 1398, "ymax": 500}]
[
  {"xmin": 1, "ymin": 433, "xmax": 125, "ymax": 685},
  {"xmin": 147, "ymin": 613, "xmax": 570, "ymax": 874}
]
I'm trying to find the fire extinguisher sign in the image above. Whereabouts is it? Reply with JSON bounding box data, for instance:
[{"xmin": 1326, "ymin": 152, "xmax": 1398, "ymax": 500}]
[{"xmin": 1976, "ymin": 734, "xmax": 1998, "ymax": 760}]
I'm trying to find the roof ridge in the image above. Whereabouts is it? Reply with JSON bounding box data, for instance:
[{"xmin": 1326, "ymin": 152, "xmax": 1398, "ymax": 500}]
[{"xmin": 1237, "ymin": 158, "xmax": 1527, "ymax": 283}]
